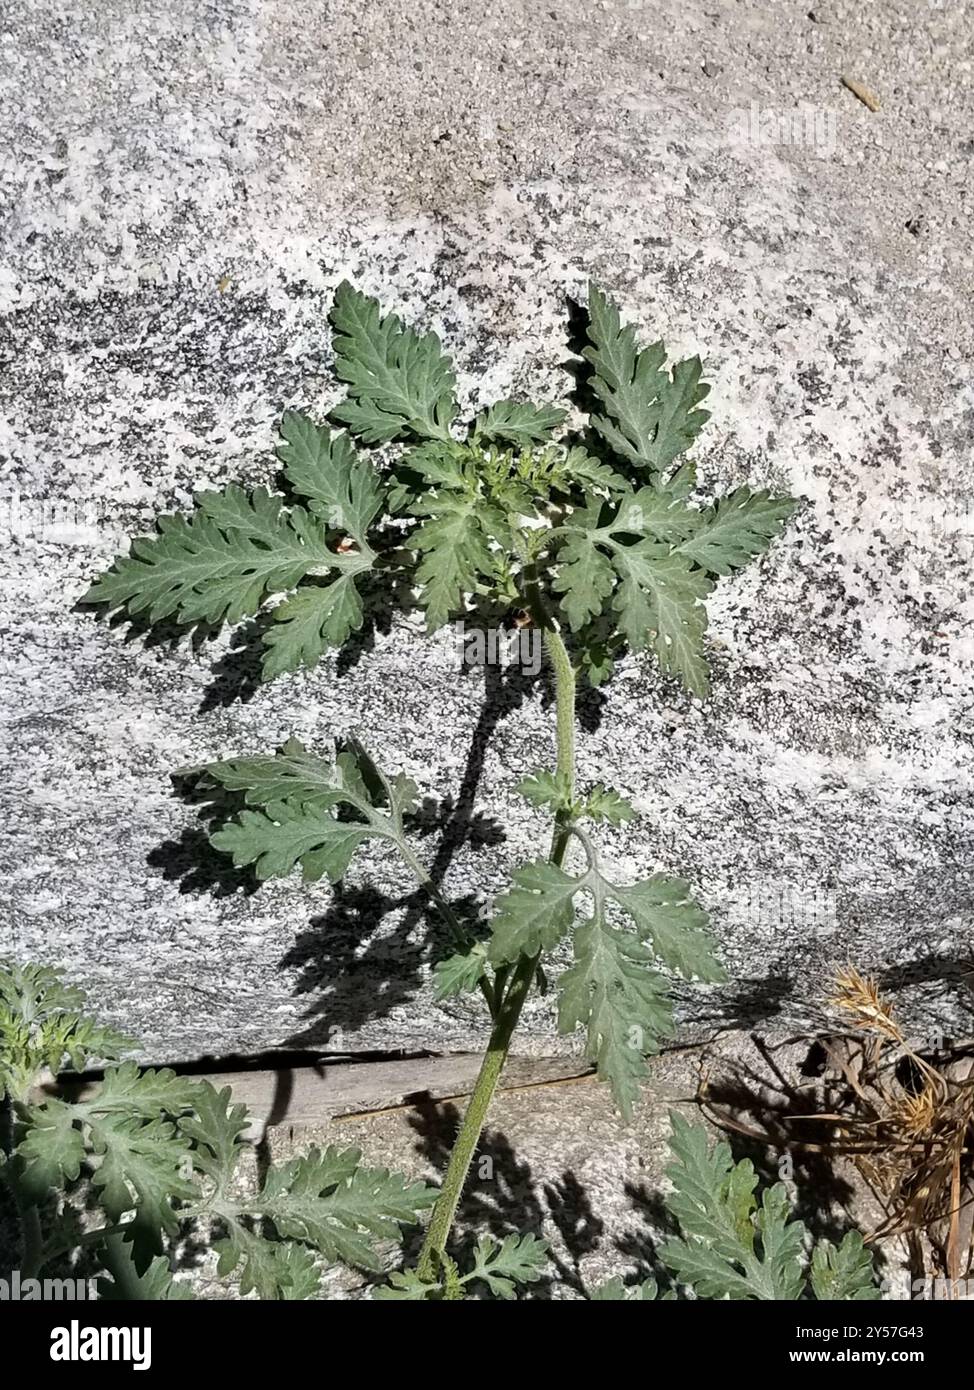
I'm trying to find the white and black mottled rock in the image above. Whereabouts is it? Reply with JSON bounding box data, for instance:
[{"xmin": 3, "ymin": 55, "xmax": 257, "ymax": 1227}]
[{"xmin": 1, "ymin": 0, "xmax": 972, "ymax": 1063}]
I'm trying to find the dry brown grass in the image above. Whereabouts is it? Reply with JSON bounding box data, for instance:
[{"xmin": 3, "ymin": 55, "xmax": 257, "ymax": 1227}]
[{"xmin": 699, "ymin": 966, "xmax": 974, "ymax": 1287}]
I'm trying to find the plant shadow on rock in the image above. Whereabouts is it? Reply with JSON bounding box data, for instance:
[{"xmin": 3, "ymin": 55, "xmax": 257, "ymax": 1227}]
[
  {"xmin": 280, "ymin": 656, "xmax": 577, "ymax": 1047},
  {"xmin": 695, "ymin": 1034, "xmax": 860, "ymax": 1247},
  {"xmin": 562, "ymin": 293, "xmax": 604, "ymax": 434},
  {"xmin": 689, "ymin": 964, "xmax": 795, "ymax": 1031},
  {"xmin": 146, "ymin": 641, "xmax": 607, "ymax": 1044},
  {"xmin": 878, "ymin": 953, "xmax": 974, "ymax": 1010},
  {"xmin": 614, "ymin": 1181, "xmax": 682, "ymax": 1290},
  {"xmin": 147, "ymin": 778, "xmax": 262, "ymax": 898},
  {"xmin": 73, "ymin": 599, "xmax": 225, "ymax": 666},
  {"xmin": 197, "ymin": 611, "xmax": 277, "ymax": 711},
  {"xmin": 371, "ymin": 1098, "xmax": 610, "ymax": 1300}
]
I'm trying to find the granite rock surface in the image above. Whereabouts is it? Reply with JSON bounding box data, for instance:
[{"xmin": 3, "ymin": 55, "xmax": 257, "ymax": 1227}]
[{"xmin": 1, "ymin": 0, "xmax": 972, "ymax": 1061}]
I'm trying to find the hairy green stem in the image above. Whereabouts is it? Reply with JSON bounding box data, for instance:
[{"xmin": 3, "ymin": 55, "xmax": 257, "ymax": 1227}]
[
  {"xmin": 415, "ymin": 953, "xmax": 537, "ymax": 1283},
  {"xmin": 416, "ymin": 616, "xmax": 576, "ymax": 1285},
  {"xmin": 543, "ymin": 625, "xmax": 577, "ymax": 862}
]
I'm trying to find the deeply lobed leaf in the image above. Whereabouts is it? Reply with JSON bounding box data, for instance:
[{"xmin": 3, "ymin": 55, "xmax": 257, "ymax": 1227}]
[
  {"xmin": 463, "ymin": 1232, "xmax": 550, "ymax": 1299},
  {"xmin": 611, "ymin": 876, "xmax": 725, "ymax": 982},
  {"xmin": 473, "ymin": 400, "xmax": 567, "ymax": 448},
  {"xmin": 83, "ymin": 487, "xmax": 342, "ymax": 628},
  {"xmin": 552, "ymin": 490, "xmax": 718, "ymax": 698},
  {"xmin": 487, "ymin": 860, "xmax": 579, "ymax": 963},
  {"xmin": 557, "ymin": 910, "xmax": 674, "ymax": 1120},
  {"xmin": 675, "ymin": 486, "xmax": 798, "ymax": 575},
  {"xmin": 487, "ymin": 855, "xmax": 719, "ymax": 1117},
  {"xmin": 196, "ymin": 739, "xmax": 351, "ymax": 809},
  {"xmin": 261, "ymin": 577, "xmax": 366, "ymax": 678},
  {"xmin": 277, "ymin": 411, "xmax": 384, "ymax": 542},
  {"xmin": 0, "ymin": 959, "xmax": 134, "ymax": 1101},
  {"xmin": 204, "ymin": 743, "xmax": 418, "ymax": 885},
  {"xmin": 810, "ymin": 1231, "xmax": 881, "ymax": 1301},
  {"xmin": 177, "ymin": 1081, "xmax": 249, "ymax": 1195},
  {"xmin": 660, "ymin": 1113, "xmax": 814, "ymax": 1301},
  {"xmin": 433, "ymin": 945, "xmax": 488, "ymax": 1001},
  {"xmin": 409, "ymin": 488, "xmax": 497, "ymax": 631},
  {"xmin": 252, "ymin": 1145, "xmax": 437, "ymax": 1272},
  {"xmin": 581, "ymin": 784, "xmax": 637, "ymax": 826},
  {"xmin": 210, "ymin": 802, "xmax": 375, "ymax": 883},
  {"xmin": 16, "ymin": 1100, "xmax": 87, "ymax": 1195},
  {"xmin": 329, "ymin": 281, "xmax": 458, "ymax": 443},
  {"xmin": 583, "ymin": 283, "xmax": 711, "ymax": 479}
]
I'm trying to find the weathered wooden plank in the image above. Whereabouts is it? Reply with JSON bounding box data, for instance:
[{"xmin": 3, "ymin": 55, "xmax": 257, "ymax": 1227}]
[{"xmin": 41, "ymin": 1054, "xmax": 592, "ymax": 1136}]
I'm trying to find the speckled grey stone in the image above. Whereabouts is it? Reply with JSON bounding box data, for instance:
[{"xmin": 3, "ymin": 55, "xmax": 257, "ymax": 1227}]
[{"xmin": 1, "ymin": 0, "xmax": 972, "ymax": 1063}]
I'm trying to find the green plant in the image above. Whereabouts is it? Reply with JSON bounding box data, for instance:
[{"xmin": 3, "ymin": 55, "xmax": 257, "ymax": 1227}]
[
  {"xmin": 591, "ymin": 1113, "xmax": 880, "ymax": 1301},
  {"xmin": 0, "ymin": 961, "xmax": 437, "ymax": 1298},
  {"xmin": 81, "ymin": 283, "xmax": 797, "ymax": 1295},
  {"xmin": 0, "ymin": 964, "xmax": 878, "ymax": 1302}
]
